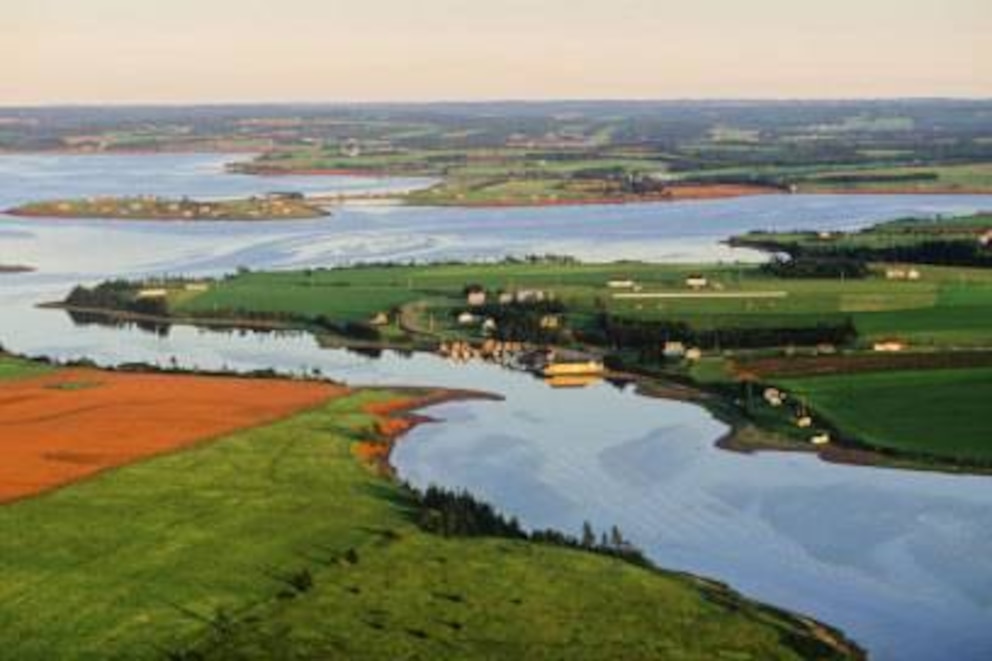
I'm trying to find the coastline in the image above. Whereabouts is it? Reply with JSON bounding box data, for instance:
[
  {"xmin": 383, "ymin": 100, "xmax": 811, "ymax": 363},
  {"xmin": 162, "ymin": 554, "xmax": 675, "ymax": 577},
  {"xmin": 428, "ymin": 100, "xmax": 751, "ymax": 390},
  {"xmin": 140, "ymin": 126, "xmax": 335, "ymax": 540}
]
[
  {"xmin": 41, "ymin": 301, "xmax": 992, "ymax": 476},
  {"xmin": 358, "ymin": 384, "xmax": 865, "ymax": 661}
]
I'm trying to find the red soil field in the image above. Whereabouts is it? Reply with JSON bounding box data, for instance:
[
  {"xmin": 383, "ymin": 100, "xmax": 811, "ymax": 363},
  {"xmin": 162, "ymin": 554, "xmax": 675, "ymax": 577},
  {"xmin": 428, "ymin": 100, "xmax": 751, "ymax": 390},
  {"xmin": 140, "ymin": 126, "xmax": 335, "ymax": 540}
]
[{"xmin": 0, "ymin": 369, "xmax": 347, "ymax": 503}]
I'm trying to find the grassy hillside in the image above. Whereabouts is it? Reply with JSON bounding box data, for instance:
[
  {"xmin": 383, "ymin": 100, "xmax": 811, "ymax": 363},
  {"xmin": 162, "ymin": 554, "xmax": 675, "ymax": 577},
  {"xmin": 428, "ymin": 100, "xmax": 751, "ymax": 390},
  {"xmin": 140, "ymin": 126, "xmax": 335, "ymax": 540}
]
[
  {"xmin": 779, "ymin": 368, "xmax": 992, "ymax": 463},
  {"xmin": 0, "ymin": 388, "xmax": 855, "ymax": 660}
]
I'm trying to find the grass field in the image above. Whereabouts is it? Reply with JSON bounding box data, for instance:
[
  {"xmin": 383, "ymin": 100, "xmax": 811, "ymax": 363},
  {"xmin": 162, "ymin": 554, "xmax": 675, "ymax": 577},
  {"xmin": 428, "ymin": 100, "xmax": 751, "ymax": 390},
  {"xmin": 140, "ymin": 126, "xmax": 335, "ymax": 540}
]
[
  {"xmin": 90, "ymin": 260, "xmax": 992, "ymax": 348},
  {"xmin": 0, "ymin": 355, "xmax": 53, "ymax": 381},
  {"xmin": 0, "ymin": 387, "xmax": 854, "ymax": 660},
  {"xmin": 779, "ymin": 368, "xmax": 992, "ymax": 463},
  {"xmin": 798, "ymin": 163, "xmax": 992, "ymax": 193}
]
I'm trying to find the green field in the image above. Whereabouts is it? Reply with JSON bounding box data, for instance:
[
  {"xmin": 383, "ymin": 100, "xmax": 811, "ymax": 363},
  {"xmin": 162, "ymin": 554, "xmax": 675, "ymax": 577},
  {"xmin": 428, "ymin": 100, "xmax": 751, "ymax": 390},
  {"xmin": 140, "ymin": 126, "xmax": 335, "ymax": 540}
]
[
  {"xmin": 735, "ymin": 213, "xmax": 992, "ymax": 254},
  {"xmin": 70, "ymin": 259, "xmax": 992, "ymax": 349},
  {"xmin": 798, "ymin": 163, "xmax": 992, "ymax": 193},
  {"xmin": 168, "ymin": 261, "xmax": 992, "ymax": 346},
  {"xmin": 779, "ymin": 368, "xmax": 992, "ymax": 463},
  {"xmin": 0, "ymin": 355, "xmax": 53, "ymax": 381},
  {"xmin": 0, "ymin": 389, "xmax": 852, "ymax": 660}
]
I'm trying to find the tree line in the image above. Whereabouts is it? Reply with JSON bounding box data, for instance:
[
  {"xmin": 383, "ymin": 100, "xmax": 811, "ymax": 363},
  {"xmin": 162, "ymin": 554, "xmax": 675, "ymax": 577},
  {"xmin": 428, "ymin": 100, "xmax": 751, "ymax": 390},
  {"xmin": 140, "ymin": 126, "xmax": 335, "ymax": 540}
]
[{"xmin": 582, "ymin": 313, "xmax": 857, "ymax": 352}]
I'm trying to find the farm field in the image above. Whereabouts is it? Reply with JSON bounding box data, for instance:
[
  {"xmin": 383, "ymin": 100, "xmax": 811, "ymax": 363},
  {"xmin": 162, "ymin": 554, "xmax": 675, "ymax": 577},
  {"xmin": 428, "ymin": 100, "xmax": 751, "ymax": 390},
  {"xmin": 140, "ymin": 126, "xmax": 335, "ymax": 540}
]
[
  {"xmin": 0, "ymin": 354, "xmax": 53, "ymax": 382},
  {"xmin": 778, "ymin": 368, "xmax": 992, "ymax": 463},
  {"xmin": 732, "ymin": 213, "xmax": 992, "ymax": 261},
  {"xmin": 0, "ymin": 384, "xmax": 856, "ymax": 660},
  {"xmin": 77, "ymin": 260, "xmax": 992, "ymax": 348},
  {"xmin": 0, "ymin": 365, "xmax": 342, "ymax": 502},
  {"xmin": 796, "ymin": 163, "xmax": 992, "ymax": 194}
]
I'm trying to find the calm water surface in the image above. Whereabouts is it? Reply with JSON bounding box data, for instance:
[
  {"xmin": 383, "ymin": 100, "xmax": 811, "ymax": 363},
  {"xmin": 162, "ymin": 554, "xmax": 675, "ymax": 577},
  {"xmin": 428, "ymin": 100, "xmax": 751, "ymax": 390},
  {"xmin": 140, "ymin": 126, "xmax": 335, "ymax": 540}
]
[{"xmin": 1, "ymin": 153, "xmax": 990, "ymax": 660}]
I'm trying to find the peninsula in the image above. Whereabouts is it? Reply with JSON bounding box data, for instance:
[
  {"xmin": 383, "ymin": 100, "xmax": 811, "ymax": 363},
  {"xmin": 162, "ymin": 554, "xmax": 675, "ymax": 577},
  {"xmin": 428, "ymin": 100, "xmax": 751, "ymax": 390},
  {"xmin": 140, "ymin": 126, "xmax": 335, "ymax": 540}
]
[{"xmin": 7, "ymin": 194, "xmax": 329, "ymax": 221}]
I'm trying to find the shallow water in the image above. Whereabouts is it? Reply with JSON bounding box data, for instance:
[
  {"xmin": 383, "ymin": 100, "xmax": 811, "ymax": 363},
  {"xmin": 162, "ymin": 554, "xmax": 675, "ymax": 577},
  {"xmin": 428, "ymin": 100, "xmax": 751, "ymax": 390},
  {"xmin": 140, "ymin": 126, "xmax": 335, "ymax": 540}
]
[{"xmin": 1, "ymin": 153, "xmax": 991, "ymax": 660}]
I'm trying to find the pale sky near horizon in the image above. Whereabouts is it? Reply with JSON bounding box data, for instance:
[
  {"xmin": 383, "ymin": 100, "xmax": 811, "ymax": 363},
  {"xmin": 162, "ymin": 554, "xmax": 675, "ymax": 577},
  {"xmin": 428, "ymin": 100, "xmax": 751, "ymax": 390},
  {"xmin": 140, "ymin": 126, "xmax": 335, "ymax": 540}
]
[{"xmin": 3, "ymin": 0, "xmax": 990, "ymax": 105}]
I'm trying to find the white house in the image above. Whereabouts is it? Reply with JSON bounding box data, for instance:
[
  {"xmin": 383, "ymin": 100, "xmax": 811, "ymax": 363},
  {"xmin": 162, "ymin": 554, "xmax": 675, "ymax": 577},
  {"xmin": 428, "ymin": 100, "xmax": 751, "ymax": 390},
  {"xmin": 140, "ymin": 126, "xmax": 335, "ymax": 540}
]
[
  {"xmin": 136, "ymin": 288, "xmax": 168, "ymax": 300},
  {"xmin": 685, "ymin": 275, "xmax": 709, "ymax": 290},
  {"xmin": 663, "ymin": 341, "xmax": 686, "ymax": 358},
  {"xmin": 873, "ymin": 340, "xmax": 906, "ymax": 353},
  {"xmin": 515, "ymin": 289, "xmax": 547, "ymax": 303},
  {"xmin": 886, "ymin": 268, "xmax": 922, "ymax": 281},
  {"xmin": 457, "ymin": 312, "xmax": 480, "ymax": 326},
  {"xmin": 607, "ymin": 279, "xmax": 636, "ymax": 289}
]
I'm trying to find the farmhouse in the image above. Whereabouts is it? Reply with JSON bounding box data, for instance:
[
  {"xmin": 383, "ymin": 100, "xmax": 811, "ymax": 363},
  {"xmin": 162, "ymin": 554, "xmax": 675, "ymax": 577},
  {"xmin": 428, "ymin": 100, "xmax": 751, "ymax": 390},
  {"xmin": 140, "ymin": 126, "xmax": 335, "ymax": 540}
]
[
  {"xmin": 136, "ymin": 288, "xmax": 168, "ymax": 300},
  {"xmin": 663, "ymin": 341, "xmax": 686, "ymax": 359},
  {"xmin": 457, "ymin": 312, "xmax": 480, "ymax": 326},
  {"xmin": 540, "ymin": 315, "xmax": 561, "ymax": 329},
  {"xmin": 685, "ymin": 347, "xmax": 703, "ymax": 362},
  {"xmin": 873, "ymin": 340, "xmax": 907, "ymax": 353},
  {"xmin": 607, "ymin": 279, "xmax": 636, "ymax": 289},
  {"xmin": 810, "ymin": 433, "xmax": 832, "ymax": 446},
  {"xmin": 885, "ymin": 268, "xmax": 922, "ymax": 281},
  {"xmin": 466, "ymin": 288, "xmax": 487, "ymax": 307},
  {"xmin": 796, "ymin": 416, "xmax": 813, "ymax": 429},
  {"xmin": 980, "ymin": 230, "xmax": 992, "ymax": 247},
  {"xmin": 515, "ymin": 289, "xmax": 547, "ymax": 303},
  {"xmin": 685, "ymin": 275, "xmax": 709, "ymax": 290},
  {"xmin": 764, "ymin": 388, "xmax": 784, "ymax": 407}
]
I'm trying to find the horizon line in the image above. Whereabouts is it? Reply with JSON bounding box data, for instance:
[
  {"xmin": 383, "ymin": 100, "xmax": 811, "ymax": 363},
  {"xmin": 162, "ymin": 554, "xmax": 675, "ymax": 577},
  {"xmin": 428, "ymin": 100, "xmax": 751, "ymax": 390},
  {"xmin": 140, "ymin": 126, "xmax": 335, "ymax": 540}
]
[{"xmin": 3, "ymin": 95, "xmax": 992, "ymax": 110}]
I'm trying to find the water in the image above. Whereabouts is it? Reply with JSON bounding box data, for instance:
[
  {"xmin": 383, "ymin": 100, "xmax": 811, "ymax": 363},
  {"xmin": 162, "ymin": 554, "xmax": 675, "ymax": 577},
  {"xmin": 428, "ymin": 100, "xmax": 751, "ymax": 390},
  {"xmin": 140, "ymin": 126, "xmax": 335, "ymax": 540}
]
[{"xmin": 1, "ymin": 153, "xmax": 991, "ymax": 660}]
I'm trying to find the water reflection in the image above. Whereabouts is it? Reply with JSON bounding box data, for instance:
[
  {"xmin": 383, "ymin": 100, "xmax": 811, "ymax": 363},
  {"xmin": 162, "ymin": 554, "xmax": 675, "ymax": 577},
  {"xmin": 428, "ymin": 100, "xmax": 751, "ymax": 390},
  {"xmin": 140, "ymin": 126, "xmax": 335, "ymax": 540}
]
[{"xmin": 2, "ymin": 153, "xmax": 992, "ymax": 661}]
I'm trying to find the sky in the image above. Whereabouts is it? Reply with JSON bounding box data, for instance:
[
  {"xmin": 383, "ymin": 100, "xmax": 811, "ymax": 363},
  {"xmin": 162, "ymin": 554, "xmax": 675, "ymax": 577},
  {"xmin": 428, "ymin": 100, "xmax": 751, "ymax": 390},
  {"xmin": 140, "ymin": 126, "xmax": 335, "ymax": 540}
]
[{"xmin": 3, "ymin": 0, "xmax": 990, "ymax": 104}]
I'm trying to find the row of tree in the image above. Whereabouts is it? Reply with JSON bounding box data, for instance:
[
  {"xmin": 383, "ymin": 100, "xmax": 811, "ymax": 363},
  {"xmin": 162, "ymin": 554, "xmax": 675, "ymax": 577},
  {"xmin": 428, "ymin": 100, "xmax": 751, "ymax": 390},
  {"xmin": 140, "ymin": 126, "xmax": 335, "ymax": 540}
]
[
  {"xmin": 761, "ymin": 256, "xmax": 870, "ymax": 279},
  {"xmin": 412, "ymin": 485, "xmax": 648, "ymax": 567},
  {"xmin": 583, "ymin": 313, "xmax": 857, "ymax": 351},
  {"xmin": 790, "ymin": 238, "xmax": 992, "ymax": 268}
]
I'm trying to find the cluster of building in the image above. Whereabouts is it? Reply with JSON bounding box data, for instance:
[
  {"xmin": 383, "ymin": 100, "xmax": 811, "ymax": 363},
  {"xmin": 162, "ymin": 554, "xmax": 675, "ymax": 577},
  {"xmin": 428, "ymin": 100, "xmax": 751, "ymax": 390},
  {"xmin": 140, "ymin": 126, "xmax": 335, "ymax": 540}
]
[
  {"xmin": 885, "ymin": 267, "xmax": 922, "ymax": 281},
  {"xmin": 763, "ymin": 387, "xmax": 831, "ymax": 446},
  {"xmin": 607, "ymin": 275, "xmax": 711, "ymax": 292},
  {"xmin": 662, "ymin": 342, "xmax": 703, "ymax": 362},
  {"xmin": 438, "ymin": 339, "xmax": 527, "ymax": 364},
  {"xmin": 135, "ymin": 281, "xmax": 210, "ymax": 301}
]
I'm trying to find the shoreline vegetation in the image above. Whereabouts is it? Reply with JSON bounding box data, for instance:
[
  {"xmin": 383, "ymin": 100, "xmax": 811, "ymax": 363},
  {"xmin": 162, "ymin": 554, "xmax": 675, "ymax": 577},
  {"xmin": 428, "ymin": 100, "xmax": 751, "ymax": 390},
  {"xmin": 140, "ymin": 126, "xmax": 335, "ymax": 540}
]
[
  {"xmin": 0, "ymin": 352, "xmax": 862, "ymax": 659},
  {"xmin": 6, "ymin": 194, "xmax": 329, "ymax": 221},
  {"xmin": 46, "ymin": 216, "xmax": 992, "ymax": 474},
  {"xmin": 223, "ymin": 149, "xmax": 992, "ymax": 208}
]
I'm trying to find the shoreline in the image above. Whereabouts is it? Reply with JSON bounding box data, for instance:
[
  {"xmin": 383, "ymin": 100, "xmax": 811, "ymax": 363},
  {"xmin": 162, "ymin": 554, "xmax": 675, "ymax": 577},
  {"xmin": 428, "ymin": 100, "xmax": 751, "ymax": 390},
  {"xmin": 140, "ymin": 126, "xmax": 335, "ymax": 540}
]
[
  {"xmin": 405, "ymin": 186, "xmax": 783, "ymax": 208},
  {"xmin": 0, "ymin": 351, "xmax": 864, "ymax": 659},
  {"xmin": 38, "ymin": 301, "xmax": 992, "ymax": 476},
  {"xmin": 360, "ymin": 384, "xmax": 864, "ymax": 661}
]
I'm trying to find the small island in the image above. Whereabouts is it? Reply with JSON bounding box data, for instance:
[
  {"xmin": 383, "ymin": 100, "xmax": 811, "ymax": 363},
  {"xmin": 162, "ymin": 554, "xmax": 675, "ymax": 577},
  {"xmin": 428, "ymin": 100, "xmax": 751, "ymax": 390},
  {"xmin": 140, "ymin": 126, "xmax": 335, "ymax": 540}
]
[
  {"xmin": 0, "ymin": 264, "xmax": 34, "ymax": 274},
  {"xmin": 7, "ymin": 193, "xmax": 329, "ymax": 221}
]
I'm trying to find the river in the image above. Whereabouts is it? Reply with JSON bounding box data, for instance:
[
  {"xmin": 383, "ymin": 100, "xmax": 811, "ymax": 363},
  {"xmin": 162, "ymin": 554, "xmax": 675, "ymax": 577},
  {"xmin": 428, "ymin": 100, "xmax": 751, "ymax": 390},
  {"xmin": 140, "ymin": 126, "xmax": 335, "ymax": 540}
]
[{"xmin": 1, "ymin": 153, "xmax": 990, "ymax": 660}]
